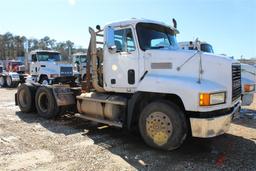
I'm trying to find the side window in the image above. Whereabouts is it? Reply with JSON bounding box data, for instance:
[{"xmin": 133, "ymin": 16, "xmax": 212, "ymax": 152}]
[
  {"xmin": 31, "ymin": 54, "xmax": 37, "ymax": 62},
  {"xmin": 114, "ymin": 28, "xmax": 136, "ymax": 52}
]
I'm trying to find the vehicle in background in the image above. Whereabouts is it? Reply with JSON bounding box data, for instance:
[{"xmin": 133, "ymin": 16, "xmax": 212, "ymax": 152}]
[
  {"xmin": 72, "ymin": 52, "xmax": 88, "ymax": 81},
  {"xmin": 179, "ymin": 40, "xmax": 255, "ymax": 106},
  {"xmin": 0, "ymin": 60, "xmax": 26, "ymax": 88},
  {"xmin": 179, "ymin": 40, "xmax": 214, "ymax": 53},
  {"xmin": 240, "ymin": 63, "xmax": 256, "ymax": 105},
  {"xmin": 25, "ymin": 50, "xmax": 75, "ymax": 85},
  {"xmin": 16, "ymin": 19, "xmax": 241, "ymax": 150}
]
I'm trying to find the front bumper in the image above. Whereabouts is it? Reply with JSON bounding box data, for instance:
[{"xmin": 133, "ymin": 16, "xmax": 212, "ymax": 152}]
[{"xmin": 190, "ymin": 101, "xmax": 241, "ymax": 138}]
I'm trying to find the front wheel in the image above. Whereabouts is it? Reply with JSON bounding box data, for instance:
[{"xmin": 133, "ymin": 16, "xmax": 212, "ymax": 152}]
[{"xmin": 139, "ymin": 101, "xmax": 187, "ymax": 150}]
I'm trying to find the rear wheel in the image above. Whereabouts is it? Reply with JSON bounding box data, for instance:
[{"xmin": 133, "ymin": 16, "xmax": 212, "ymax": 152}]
[
  {"xmin": 17, "ymin": 83, "xmax": 36, "ymax": 113},
  {"xmin": 35, "ymin": 86, "xmax": 59, "ymax": 119},
  {"xmin": 6, "ymin": 76, "xmax": 19, "ymax": 88},
  {"xmin": 139, "ymin": 101, "xmax": 187, "ymax": 150},
  {"xmin": 0, "ymin": 76, "xmax": 6, "ymax": 87}
]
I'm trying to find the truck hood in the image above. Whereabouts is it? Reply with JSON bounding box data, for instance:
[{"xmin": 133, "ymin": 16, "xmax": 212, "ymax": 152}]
[{"xmin": 142, "ymin": 49, "xmax": 240, "ymax": 105}]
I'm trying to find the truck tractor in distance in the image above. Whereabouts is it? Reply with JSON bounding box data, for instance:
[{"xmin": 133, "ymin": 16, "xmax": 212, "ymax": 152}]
[
  {"xmin": 72, "ymin": 52, "xmax": 88, "ymax": 81},
  {"xmin": 0, "ymin": 60, "xmax": 26, "ymax": 88},
  {"xmin": 16, "ymin": 19, "xmax": 241, "ymax": 150},
  {"xmin": 179, "ymin": 40, "xmax": 255, "ymax": 106},
  {"xmin": 179, "ymin": 40, "xmax": 214, "ymax": 53},
  {"xmin": 240, "ymin": 63, "xmax": 256, "ymax": 105},
  {"xmin": 25, "ymin": 50, "xmax": 75, "ymax": 85}
]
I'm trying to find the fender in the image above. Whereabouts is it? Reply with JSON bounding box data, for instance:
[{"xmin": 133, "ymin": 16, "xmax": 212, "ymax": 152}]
[{"xmin": 136, "ymin": 73, "xmax": 228, "ymax": 112}]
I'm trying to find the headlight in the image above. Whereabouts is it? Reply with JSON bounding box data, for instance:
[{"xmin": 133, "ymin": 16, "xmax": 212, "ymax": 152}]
[
  {"xmin": 199, "ymin": 92, "xmax": 226, "ymax": 106},
  {"xmin": 244, "ymin": 84, "xmax": 255, "ymax": 92}
]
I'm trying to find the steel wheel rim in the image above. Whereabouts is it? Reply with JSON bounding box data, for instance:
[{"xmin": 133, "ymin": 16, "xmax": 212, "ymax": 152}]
[
  {"xmin": 38, "ymin": 92, "xmax": 49, "ymax": 113},
  {"xmin": 6, "ymin": 76, "xmax": 12, "ymax": 86},
  {"xmin": 146, "ymin": 112, "xmax": 173, "ymax": 146},
  {"xmin": 18, "ymin": 89, "xmax": 28, "ymax": 108}
]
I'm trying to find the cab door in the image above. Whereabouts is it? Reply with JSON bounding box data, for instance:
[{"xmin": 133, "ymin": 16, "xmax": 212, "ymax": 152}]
[
  {"xmin": 30, "ymin": 54, "xmax": 39, "ymax": 76},
  {"xmin": 104, "ymin": 26, "xmax": 140, "ymax": 92}
]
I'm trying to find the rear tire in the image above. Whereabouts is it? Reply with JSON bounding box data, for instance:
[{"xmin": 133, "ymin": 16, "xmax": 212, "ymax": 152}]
[
  {"xmin": 0, "ymin": 76, "xmax": 6, "ymax": 87},
  {"xmin": 17, "ymin": 83, "xmax": 36, "ymax": 113},
  {"xmin": 139, "ymin": 101, "xmax": 187, "ymax": 150},
  {"xmin": 6, "ymin": 76, "xmax": 19, "ymax": 88},
  {"xmin": 35, "ymin": 86, "xmax": 59, "ymax": 119}
]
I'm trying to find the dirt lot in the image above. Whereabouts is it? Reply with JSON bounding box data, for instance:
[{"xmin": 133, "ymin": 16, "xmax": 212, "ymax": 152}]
[{"xmin": 0, "ymin": 88, "xmax": 255, "ymax": 171}]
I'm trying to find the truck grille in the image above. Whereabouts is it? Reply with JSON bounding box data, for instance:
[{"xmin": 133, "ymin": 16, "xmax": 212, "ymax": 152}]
[
  {"xmin": 60, "ymin": 67, "xmax": 73, "ymax": 76},
  {"xmin": 232, "ymin": 64, "xmax": 241, "ymax": 101}
]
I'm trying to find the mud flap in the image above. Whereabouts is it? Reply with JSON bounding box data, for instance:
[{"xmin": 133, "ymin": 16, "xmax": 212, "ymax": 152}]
[{"xmin": 52, "ymin": 86, "xmax": 76, "ymax": 106}]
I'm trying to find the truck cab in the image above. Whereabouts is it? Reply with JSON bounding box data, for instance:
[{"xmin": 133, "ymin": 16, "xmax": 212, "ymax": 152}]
[{"xmin": 27, "ymin": 50, "xmax": 74, "ymax": 85}]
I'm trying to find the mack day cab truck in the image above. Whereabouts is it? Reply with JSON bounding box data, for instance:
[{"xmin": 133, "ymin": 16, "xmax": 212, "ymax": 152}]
[
  {"xmin": 179, "ymin": 40, "xmax": 255, "ymax": 106},
  {"xmin": 25, "ymin": 50, "xmax": 75, "ymax": 85},
  {"xmin": 15, "ymin": 19, "xmax": 241, "ymax": 150}
]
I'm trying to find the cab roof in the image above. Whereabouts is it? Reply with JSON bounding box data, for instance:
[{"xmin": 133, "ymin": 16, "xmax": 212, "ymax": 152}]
[
  {"xmin": 30, "ymin": 50, "xmax": 60, "ymax": 55},
  {"xmin": 104, "ymin": 18, "xmax": 179, "ymax": 34}
]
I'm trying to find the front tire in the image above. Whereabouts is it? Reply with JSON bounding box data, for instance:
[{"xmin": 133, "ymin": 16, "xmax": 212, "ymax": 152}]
[
  {"xmin": 139, "ymin": 101, "xmax": 187, "ymax": 150},
  {"xmin": 35, "ymin": 86, "xmax": 59, "ymax": 119}
]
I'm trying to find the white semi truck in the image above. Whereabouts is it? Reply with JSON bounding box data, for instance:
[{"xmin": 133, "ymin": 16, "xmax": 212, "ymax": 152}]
[
  {"xmin": 72, "ymin": 52, "xmax": 88, "ymax": 81},
  {"xmin": 16, "ymin": 19, "xmax": 241, "ymax": 150},
  {"xmin": 26, "ymin": 50, "xmax": 75, "ymax": 85},
  {"xmin": 179, "ymin": 40, "xmax": 255, "ymax": 106}
]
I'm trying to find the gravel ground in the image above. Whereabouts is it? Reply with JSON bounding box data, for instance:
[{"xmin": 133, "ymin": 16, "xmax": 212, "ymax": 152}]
[{"xmin": 0, "ymin": 88, "xmax": 255, "ymax": 171}]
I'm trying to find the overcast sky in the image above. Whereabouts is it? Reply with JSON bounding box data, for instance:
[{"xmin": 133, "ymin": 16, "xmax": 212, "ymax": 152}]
[{"xmin": 0, "ymin": 0, "xmax": 255, "ymax": 58}]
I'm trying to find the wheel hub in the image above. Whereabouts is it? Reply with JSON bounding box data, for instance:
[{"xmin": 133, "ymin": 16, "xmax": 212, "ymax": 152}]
[{"xmin": 146, "ymin": 112, "xmax": 173, "ymax": 146}]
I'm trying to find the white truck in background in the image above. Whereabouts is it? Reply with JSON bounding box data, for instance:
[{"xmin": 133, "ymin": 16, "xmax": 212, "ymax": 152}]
[
  {"xmin": 26, "ymin": 50, "xmax": 75, "ymax": 85},
  {"xmin": 179, "ymin": 40, "xmax": 255, "ymax": 106},
  {"xmin": 72, "ymin": 52, "xmax": 88, "ymax": 81},
  {"xmin": 16, "ymin": 19, "xmax": 241, "ymax": 150}
]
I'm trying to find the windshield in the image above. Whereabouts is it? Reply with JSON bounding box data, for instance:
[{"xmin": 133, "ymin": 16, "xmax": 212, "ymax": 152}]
[
  {"xmin": 74, "ymin": 55, "xmax": 87, "ymax": 64},
  {"xmin": 136, "ymin": 23, "xmax": 179, "ymax": 50},
  {"xmin": 200, "ymin": 43, "xmax": 214, "ymax": 53},
  {"xmin": 37, "ymin": 52, "xmax": 61, "ymax": 61}
]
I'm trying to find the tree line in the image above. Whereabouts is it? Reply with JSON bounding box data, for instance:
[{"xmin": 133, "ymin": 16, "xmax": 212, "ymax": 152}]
[{"xmin": 0, "ymin": 32, "xmax": 85, "ymax": 61}]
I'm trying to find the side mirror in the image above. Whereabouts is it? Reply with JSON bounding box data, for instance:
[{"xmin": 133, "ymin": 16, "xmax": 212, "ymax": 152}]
[{"xmin": 106, "ymin": 26, "xmax": 116, "ymax": 54}]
